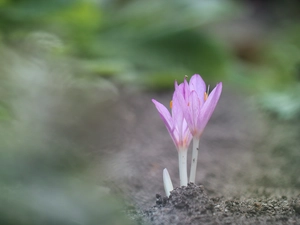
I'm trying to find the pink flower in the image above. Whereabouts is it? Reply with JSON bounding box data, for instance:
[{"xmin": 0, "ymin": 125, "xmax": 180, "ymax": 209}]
[
  {"xmin": 153, "ymin": 83, "xmax": 193, "ymax": 186},
  {"xmin": 152, "ymin": 74, "xmax": 222, "ymax": 186},
  {"xmin": 152, "ymin": 85, "xmax": 192, "ymax": 151},
  {"xmin": 176, "ymin": 74, "xmax": 222, "ymax": 139}
]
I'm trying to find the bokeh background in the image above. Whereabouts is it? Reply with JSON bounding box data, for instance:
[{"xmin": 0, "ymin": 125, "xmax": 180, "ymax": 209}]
[{"xmin": 0, "ymin": 0, "xmax": 300, "ymax": 224}]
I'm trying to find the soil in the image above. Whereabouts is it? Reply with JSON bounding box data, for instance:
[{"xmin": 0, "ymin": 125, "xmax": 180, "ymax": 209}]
[
  {"xmin": 95, "ymin": 85, "xmax": 300, "ymax": 225},
  {"xmin": 135, "ymin": 183, "xmax": 300, "ymax": 225}
]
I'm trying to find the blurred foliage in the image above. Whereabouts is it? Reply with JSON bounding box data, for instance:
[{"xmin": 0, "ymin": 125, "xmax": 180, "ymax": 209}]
[
  {"xmin": 258, "ymin": 25, "xmax": 300, "ymax": 120},
  {"xmin": 0, "ymin": 145, "xmax": 133, "ymax": 225},
  {"xmin": 0, "ymin": 0, "xmax": 239, "ymax": 90},
  {"xmin": 0, "ymin": 43, "xmax": 134, "ymax": 224},
  {"xmin": 233, "ymin": 24, "xmax": 300, "ymax": 120},
  {"xmin": 260, "ymin": 89, "xmax": 300, "ymax": 120}
]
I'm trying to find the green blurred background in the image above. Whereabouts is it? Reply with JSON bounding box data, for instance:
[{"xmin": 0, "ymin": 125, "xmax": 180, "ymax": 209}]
[{"xmin": 0, "ymin": 0, "xmax": 300, "ymax": 224}]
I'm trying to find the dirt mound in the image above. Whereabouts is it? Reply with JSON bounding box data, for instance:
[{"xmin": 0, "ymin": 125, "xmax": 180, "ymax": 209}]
[{"xmin": 137, "ymin": 183, "xmax": 300, "ymax": 225}]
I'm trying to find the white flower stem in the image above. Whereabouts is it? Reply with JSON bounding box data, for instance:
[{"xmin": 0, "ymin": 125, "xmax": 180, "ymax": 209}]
[
  {"xmin": 189, "ymin": 137, "xmax": 200, "ymax": 183},
  {"xmin": 163, "ymin": 168, "xmax": 173, "ymax": 197},
  {"xmin": 178, "ymin": 149, "xmax": 188, "ymax": 186}
]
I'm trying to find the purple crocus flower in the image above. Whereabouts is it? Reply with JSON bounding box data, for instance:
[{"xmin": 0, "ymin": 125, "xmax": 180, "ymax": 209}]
[
  {"xmin": 176, "ymin": 74, "xmax": 222, "ymax": 183},
  {"xmin": 152, "ymin": 83, "xmax": 192, "ymax": 186},
  {"xmin": 176, "ymin": 74, "xmax": 222, "ymax": 138},
  {"xmin": 152, "ymin": 88, "xmax": 192, "ymax": 151}
]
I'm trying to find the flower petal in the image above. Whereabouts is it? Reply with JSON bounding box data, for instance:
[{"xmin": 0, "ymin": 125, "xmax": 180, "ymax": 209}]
[
  {"xmin": 175, "ymin": 82, "xmax": 188, "ymax": 111},
  {"xmin": 174, "ymin": 80, "xmax": 179, "ymax": 90},
  {"xmin": 197, "ymin": 82, "xmax": 222, "ymax": 134},
  {"xmin": 175, "ymin": 80, "xmax": 189, "ymax": 101},
  {"xmin": 187, "ymin": 90, "xmax": 201, "ymax": 135},
  {"xmin": 152, "ymin": 99, "xmax": 177, "ymax": 145},
  {"xmin": 171, "ymin": 91, "xmax": 185, "ymax": 143},
  {"xmin": 182, "ymin": 119, "xmax": 192, "ymax": 148},
  {"xmin": 175, "ymin": 83, "xmax": 191, "ymax": 130},
  {"xmin": 152, "ymin": 99, "xmax": 172, "ymax": 129},
  {"xmin": 189, "ymin": 74, "xmax": 206, "ymax": 103},
  {"xmin": 183, "ymin": 78, "xmax": 190, "ymax": 100}
]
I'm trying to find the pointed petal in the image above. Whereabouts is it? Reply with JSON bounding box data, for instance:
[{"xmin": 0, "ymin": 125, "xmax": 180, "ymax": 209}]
[
  {"xmin": 174, "ymin": 80, "xmax": 179, "ymax": 90},
  {"xmin": 187, "ymin": 90, "xmax": 201, "ymax": 135},
  {"xmin": 174, "ymin": 84, "xmax": 193, "ymax": 146},
  {"xmin": 182, "ymin": 119, "xmax": 192, "ymax": 148},
  {"xmin": 183, "ymin": 78, "xmax": 190, "ymax": 100},
  {"xmin": 152, "ymin": 99, "xmax": 177, "ymax": 146},
  {"xmin": 152, "ymin": 99, "xmax": 173, "ymax": 129},
  {"xmin": 197, "ymin": 82, "xmax": 222, "ymax": 134},
  {"xmin": 189, "ymin": 74, "xmax": 206, "ymax": 103},
  {"xmin": 174, "ymin": 82, "xmax": 189, "ymax": 121},
  {"xmin": 171, "ymin": 91, "xmax": 185, "ymax": 143},
  {"xmin": 175, "ymin": 84, "xmax": 191, "ymax": 131},
  {"xmin": 175, "ymin": 82, "xmax": 184, "ymax": 99}
]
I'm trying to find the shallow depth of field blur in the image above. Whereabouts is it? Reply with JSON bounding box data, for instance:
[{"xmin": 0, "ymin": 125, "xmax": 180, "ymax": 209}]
[{"xmin": 0, "ymin": 0, "xmax": 300, "ymax": 224}]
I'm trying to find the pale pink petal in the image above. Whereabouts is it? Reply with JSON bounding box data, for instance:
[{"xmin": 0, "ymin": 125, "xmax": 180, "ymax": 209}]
[
  {"xmin": 152, "ymin": 99, "xmax": 173, "ymax": 129},
  {"xmin": 174, "ymin": 82, "xmax": 184, "ymax": 100},
  {"xmin": 183, "ymin": 78, "xmax": 190, "ymax": 100},
  {"xmin": 182, "ymin": 119, "xmax": 192, "ymax": 147},
  {"xmin": 152, "ymin": 99, "xmax": 177, "ymax": 146},
  {"xmin": 175, "ymin": 84, "xmax": 191, "ymax": 130},
  {"xmin": 174, "ymin": 82, "xmax": 189, "ymax": 121},
  {"xmin": 175, "ymin": 81, "xmax": 189, "ymax": 102},
  {"xmin": 187, "ymin": 90, "xmax": 201, "ymax": 135},
  {"xmin": 189, "ymin": 74, "xmax": 206, "ymax": 103},
  {"xmin": 174, "ymin": 80, "xmax": 179, "ymax": 90},
  {"xmin": 172, "ymin": 91, "xmax": 185, "ymax": 143},
  {"xmin": 197, "ymin": 82, "xmax": 222, "ymax": 135}
]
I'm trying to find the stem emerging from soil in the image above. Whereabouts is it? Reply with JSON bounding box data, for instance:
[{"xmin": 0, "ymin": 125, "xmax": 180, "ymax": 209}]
[
  {"xmin": 178, "ymin": 149, "xmax": 188, "ymax": 186},
  {"xmin": 189, "ymin": 137, "xmax": 200, "ymax": 183},
  {"xmin": 163, "ymin": 168, "xmax": 174, "ymax": 197}
]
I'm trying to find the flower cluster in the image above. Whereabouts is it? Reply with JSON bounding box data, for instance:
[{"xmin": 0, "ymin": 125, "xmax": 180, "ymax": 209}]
[{"xmin": 152, "ymin": 74, "xmax": 222, "ymax": 197}]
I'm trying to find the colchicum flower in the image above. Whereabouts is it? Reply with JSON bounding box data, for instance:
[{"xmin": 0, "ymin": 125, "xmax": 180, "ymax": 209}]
[
  {"xmin": 152, "ymin": 85, "xmax": 192, "ymax": 187},
  {"xmin": 176, "ymin": 74, "xmax": 222, "ymax": 183}
]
